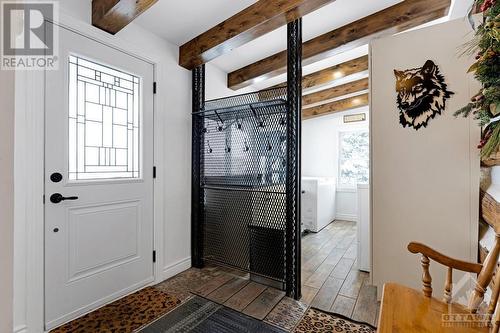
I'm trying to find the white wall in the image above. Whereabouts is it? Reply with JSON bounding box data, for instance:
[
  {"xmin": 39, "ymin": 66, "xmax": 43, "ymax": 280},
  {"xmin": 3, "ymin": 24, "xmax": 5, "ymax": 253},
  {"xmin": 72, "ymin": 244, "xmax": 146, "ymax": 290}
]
[
  {"xmin": 206, "ymin": 64, "xmax": 254, "ymax": 100},
  {"xmin": 371, "ymin": 18, "xmax": 480, "ymax": 297},
  {"xmin": 13, "ymin": 2, "xmax": 257, "ymax": 331},
  {"xmin": 64, "ymin": 2, "xmax": 194, "ymax": 279},
  {"xmin": 1, "ymin": 48, "xmax": 15, "ymax": 333},
  {"xmin": 302, "ymin": 107, "xmax": 369, "ymax": 221},
  {"xmin": 13, "ymin": 2, "xmax": 195, "ymax": 331}
]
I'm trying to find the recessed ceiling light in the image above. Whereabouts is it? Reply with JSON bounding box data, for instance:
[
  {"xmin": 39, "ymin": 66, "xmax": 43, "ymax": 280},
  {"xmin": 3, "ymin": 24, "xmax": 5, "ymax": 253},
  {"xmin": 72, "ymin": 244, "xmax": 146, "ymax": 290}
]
[{"xmin": 332, "ymin": 71, "xmax": 344, "ymax": 80}]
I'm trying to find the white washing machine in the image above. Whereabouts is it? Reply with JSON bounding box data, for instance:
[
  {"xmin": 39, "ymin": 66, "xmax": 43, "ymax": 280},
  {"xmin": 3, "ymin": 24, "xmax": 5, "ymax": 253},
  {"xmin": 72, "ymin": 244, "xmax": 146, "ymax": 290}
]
[{"xmin": 301, "ymin": 177, "xmax": 336, "ymax": 233}]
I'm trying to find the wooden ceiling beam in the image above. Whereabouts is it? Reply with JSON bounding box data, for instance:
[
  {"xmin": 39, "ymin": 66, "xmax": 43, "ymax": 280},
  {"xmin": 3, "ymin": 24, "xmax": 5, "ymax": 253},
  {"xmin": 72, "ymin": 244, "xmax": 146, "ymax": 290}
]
[
  {"xmin": 302, "ymin": 93, "xmax": 369, "ymax": 120},
  {"xmin": 228, "ymin": 0, "xmax": 451, "ymax": 90},
  {"xmin": 271, "ymin": 55, "xmax": 368, "ymax": 90},
  {"xmin": 179, "ymin": 0, "xmax": 336, "ymax": 70},
  {"xmin": 92, "ymin": 0, "xmax": 158, "ymax": 34},
  {"xmin": 302, "ymin": 56, "xmax": 368, "ymax": 90},
  {"xmin": 302, "ymin": 78, "xmax": 369, "ymax": 106}
]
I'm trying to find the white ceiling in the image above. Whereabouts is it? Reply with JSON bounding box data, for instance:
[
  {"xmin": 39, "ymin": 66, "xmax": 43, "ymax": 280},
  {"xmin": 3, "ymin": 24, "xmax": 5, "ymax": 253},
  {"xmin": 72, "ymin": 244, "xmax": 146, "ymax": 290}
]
[
  {"xmin": 136, "ymin": 0, "xmax": 400, "ymax": 73},
  {"xmin": 135, "ymin": 0, "xmax": 258, "ymax": 46},
  {"xmin": 136, "ymin": 0, "xmax": 467, "ymax": 90},
  {"xmin": 210, "ymin": 0, "xmax": 401, "ymax": 73}
]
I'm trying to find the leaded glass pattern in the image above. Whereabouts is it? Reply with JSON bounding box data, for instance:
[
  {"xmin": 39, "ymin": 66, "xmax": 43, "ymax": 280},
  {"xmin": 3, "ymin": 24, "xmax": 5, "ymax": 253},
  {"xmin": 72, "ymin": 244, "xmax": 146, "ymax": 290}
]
[{"xmin": 68, "ymin": 55, "xmax": 141, "ymax": 180}]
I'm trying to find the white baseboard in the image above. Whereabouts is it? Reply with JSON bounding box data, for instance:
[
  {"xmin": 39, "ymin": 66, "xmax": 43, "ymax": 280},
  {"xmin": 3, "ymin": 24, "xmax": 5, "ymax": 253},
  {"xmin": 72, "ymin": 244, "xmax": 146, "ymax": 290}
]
[
  {"xmin": 162, "ymin": 257, "xmax": 191, "ymax": 281},
  {"xmin": 336, "ymin": 214, "xmax": 357, "ymax": 222},
  {"xmin": 14, "ymin": 325, "xmax": 28, "ymax": 333}
]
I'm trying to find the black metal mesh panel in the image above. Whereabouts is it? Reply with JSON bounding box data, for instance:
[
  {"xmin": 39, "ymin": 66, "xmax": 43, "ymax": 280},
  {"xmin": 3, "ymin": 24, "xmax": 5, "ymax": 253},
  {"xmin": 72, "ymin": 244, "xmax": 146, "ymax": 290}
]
[
  {"xmin": 191, "ymin": 65, "xmax": 205, "ymax": 268},
  {"xmin": 285, "ymin": 19, "xmax": 302, "ymax": 299},
  {"xmin": 195, "ymin": 87, "xmax": 289, "ymax": 283}
]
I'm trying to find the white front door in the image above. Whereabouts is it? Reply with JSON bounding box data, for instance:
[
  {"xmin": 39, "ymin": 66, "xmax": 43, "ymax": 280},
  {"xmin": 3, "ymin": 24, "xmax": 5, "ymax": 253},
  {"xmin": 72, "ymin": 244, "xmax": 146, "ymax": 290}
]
[{"xmin": 44, "ymin": 23, "xmax": 155, "ymax": 330}]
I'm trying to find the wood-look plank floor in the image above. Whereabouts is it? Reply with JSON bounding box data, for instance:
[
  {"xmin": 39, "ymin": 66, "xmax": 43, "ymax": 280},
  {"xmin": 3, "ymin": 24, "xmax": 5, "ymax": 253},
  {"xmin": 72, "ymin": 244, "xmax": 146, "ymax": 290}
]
[
  {"xmin": 53, "ymin": 221, "xmax": 378, "ymax": 332},
  {"xmin": 301, "ymin": 220, "xmax": 380, "ymax": 327},
  {"xmin": 189, "ymin": 220, "xmax": 379, "ymax": 327}
]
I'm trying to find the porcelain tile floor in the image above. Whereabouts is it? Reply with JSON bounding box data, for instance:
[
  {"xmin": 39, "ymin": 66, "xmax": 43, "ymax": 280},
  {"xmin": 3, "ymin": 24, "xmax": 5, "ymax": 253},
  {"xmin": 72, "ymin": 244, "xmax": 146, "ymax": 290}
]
[
  {"xmin": 50, "ymin": 220, "xmax": 378, "ymax": 332},
  {"xmin": 301, "ymin": 220, "xmax": 380, "ymax": 326},
  {"xmin": 152, "ymin": 220, "xmax": 379, "ymax": 329}
]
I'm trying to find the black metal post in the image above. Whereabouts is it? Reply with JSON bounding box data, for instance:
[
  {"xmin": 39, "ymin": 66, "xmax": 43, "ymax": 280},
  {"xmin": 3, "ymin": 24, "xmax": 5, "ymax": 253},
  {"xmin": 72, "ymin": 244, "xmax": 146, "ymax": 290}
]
[
  {"xmin": 285, "ymin": 19, "xmax": 302, "ymax": 299},
  {"xmin": 192, "ymin": 65, "xmax": 205, "ymax": 268}
]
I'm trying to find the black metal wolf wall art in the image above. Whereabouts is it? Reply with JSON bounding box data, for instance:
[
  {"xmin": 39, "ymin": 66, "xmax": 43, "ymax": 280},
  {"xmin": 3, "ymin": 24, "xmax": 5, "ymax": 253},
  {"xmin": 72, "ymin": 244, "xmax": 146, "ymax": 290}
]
[{"xmin": 394, "ymin": 60, "xmax": 454, "ymax": 130}]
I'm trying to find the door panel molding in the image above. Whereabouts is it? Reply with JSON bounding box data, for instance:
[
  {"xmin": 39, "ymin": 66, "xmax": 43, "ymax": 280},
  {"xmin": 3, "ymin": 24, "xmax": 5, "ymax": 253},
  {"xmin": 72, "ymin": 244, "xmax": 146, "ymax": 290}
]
[
  {"xmin": 67, "ymin": 201, "xmax": 141, "ymax": 282},
  {"xmin": 46, "ymin": 276, "xmax": 155, "ymax": 330},
  {"xmin": 44, "ymin": 23, "xmax": 154, "ymax": 328},
  {"xmin": 13, "ymin": 12, "xmax": 163, "ymax": 333}
]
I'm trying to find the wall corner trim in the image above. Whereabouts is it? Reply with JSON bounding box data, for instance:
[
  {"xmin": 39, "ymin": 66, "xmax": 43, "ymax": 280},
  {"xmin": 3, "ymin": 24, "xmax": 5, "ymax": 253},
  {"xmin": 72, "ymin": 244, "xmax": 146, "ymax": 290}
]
[
  {"xmin": 162, "ymin": 257, "xmax": 191, "ymax": 281},
  {"xmin": 336, "ymin": 213, "xmax": 357, "ymax": 222},
  {"xmin": 13, "ymin": 325, "xmax": 28, "ymax": 333}
]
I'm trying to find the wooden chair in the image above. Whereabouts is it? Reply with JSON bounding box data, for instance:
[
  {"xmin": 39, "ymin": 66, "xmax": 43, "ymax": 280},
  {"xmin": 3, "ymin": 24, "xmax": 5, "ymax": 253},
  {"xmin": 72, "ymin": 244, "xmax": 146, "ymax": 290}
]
[{"xmin": 378, "ymin": 234, "xmax": 500, "ymax": 332}]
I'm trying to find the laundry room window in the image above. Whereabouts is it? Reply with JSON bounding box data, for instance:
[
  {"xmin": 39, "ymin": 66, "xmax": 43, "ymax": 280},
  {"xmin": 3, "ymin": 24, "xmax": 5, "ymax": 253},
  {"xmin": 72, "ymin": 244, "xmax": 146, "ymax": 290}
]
[
  {"xmin": 338, "ymin": 130, "xmax": 369, "ymax": 188},
  {"xmin": 68, "ymin": 55, "xmax": 141, "ymax": 180}
]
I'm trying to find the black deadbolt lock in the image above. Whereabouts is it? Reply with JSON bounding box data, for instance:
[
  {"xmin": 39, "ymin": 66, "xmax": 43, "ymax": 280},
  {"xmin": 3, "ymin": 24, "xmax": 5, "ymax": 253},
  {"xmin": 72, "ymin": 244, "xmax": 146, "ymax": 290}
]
[{"xmin": 50, "ymin": 172, "xmax": 63, "ymax": 183}]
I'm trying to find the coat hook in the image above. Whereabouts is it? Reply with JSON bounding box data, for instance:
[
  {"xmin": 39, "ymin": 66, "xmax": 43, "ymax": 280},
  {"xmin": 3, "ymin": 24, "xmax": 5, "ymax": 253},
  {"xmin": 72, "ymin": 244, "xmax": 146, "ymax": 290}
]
[
  {"xmin": 207, "ymin": 141, "xmax": 213, "ymax": 154},
  {"xmin": 226, "ymin": 139, "xmax": 231, "ymax": 153},
  {"xmin": 244, "ymin": 140, "xmax": 249, "ymax": 152},
  {"xmin": 217, "ymin": 121, "xmax": 224, "ymax": 132},
  {"xmin": 279, "ymin": 116, "xmax": 286, "ymax": 126},
  {"xmin": 236, "ymin": 119, "xmax": 243, "ymax": 130},
  {"xmin": 267, "ymin": 138, "xmax": 272, "ymax": 151}
]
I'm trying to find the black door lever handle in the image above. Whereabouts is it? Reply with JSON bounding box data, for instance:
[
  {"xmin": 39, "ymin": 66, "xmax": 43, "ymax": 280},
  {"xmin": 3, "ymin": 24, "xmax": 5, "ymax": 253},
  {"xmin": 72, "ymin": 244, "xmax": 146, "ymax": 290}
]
[{"xmin": 50, "ymin": 193, "xmax": 79, "ymax": 204}]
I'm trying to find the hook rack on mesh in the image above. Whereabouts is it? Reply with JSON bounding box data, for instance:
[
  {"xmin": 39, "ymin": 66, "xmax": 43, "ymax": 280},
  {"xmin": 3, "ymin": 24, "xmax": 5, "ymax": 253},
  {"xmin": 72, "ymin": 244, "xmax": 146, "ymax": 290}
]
[
  {"xmin": 192, "ymin": 87, "xmax": 291, "ymax": 290},
  {"xmin": 191, "ymin": 19, "xmax": 302, "ymax": 300}
]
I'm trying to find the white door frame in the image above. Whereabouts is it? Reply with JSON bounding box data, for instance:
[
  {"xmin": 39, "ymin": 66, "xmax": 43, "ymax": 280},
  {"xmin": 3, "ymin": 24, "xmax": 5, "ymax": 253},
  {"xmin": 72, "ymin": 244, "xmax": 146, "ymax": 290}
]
[{"xmin": 14, "ymin": 13, "xmax": 167, "ymax": 333}]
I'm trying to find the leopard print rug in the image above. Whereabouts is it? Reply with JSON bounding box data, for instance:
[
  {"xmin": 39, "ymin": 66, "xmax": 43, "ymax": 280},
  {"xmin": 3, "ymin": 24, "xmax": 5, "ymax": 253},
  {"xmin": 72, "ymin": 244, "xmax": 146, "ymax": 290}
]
[
  {"xmin": 294, "ymin": 308, "xmax": 376, "ymax": 333},
  {"xmin": 50, "ymin": 286, "xmax": 181, "ymax": 333}
]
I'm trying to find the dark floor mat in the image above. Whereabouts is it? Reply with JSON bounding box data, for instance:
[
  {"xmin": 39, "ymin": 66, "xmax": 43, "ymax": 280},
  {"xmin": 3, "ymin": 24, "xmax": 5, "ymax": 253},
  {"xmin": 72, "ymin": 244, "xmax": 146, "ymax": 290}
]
[
  {"xmin": 138, "ymin": 296, "xmax": 286, "ymax": 333},
  {"xmin": 193, "ymin": 307, "xmax": 285, "ymax": 333}
]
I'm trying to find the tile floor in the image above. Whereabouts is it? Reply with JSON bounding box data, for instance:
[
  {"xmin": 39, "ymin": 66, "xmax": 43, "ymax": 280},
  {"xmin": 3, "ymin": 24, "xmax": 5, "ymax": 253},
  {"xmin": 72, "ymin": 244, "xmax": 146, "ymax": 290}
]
[
  {"xmin": 50, "ymin": 220, "xmax": 379, "ymax": 332},
  {"xmin": 301, "ymin": 220, "xmax": 380, "ymax": 326}
]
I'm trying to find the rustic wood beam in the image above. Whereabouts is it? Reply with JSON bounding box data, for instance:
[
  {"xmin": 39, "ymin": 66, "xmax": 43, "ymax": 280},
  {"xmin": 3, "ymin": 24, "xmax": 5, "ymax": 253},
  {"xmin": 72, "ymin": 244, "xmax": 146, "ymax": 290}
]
[
  {"xmin": 302, "ymin": 93, "xmax": 369, "ymax": 120},
  {"xmin": 272, "ymin": 55, "xmax": 368, "ymax": 90},
  {"xmin": 179, "ymin": 0, "xmax": 336, "ymax": 70},
  {"xmin": 92, "ymin": 0, "xmax": 158, "ymax": 35},
  {"xmin": 302, "ymin": 56, "xmax": 368, "ymax": 90},
  {"xmin": 302, "ymin": 78, "xmax": 369, "ymax": 106},
  {"xmin": 229, "ymin": 0, "xmax": 451, "ymax": 90}
]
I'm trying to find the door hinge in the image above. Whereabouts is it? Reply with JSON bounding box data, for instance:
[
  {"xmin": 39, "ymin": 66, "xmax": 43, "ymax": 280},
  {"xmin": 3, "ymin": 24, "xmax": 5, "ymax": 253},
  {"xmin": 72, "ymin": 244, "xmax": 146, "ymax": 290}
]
[
  {"xmin": 153, "ymin": 250, "xmax": 157, "ymax": 263},
  {"xmin": 43, "ymin": 194, "xmax": 45, "ymax": 204},
  {"xmin": 153, "ymin": 82, "xmax": 157, "ymax": 94},
  {"xmin": 153, "ymin": 166, "xmax": 157, "ymax": 179}
]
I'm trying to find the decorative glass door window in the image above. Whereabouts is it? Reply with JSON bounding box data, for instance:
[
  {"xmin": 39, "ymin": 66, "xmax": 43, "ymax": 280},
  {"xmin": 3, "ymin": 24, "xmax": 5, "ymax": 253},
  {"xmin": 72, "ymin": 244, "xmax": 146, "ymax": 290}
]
[{"xmin": 68, "ymin": 55, "xmax": 141, "ymax": 180}]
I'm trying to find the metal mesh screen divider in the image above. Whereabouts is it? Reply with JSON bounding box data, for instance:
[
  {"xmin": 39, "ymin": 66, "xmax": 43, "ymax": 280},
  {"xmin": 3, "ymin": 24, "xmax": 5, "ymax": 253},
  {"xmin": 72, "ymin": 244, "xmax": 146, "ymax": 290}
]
[
  {"xmin": 193, "ymin": 87, "xmax": 294, "ymax": 288},
  {"xmin": 191, "ymin": 65, "xmax": 205, "ymax": 268},
  {"xmin": 285, "ymin": 19, "xmax": 302, "ymax": 300}
]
